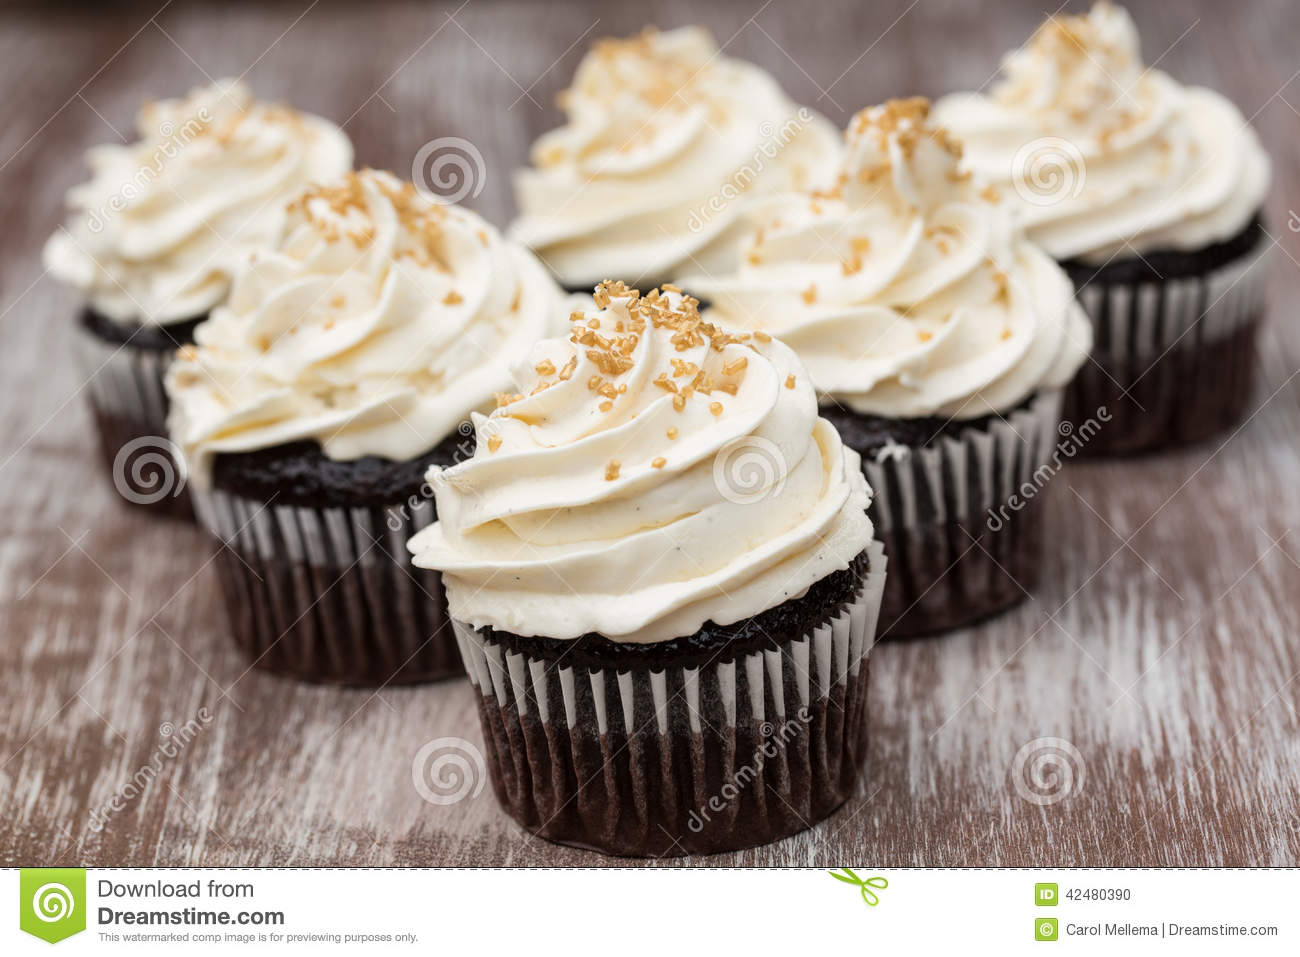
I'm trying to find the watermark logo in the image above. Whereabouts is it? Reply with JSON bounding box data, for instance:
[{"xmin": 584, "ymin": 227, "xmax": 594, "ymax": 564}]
[
  {"xmin": 1011, "ymin": 136, "xmax": 1086, "ymax": 207},
  {"xmin": 412, "ymin": 137, "xmax": 486, "ymax": 205},
  {"xmin": 411, "ymin": 736, "xmax": 486, "ymax": 806},
  {"xmin": 986, "ymin": 407, "xmax": 1110, "ymax": 532},
  {"xmin": 1035, "ymin": 917, "xmax": 1059, "ymax": 941},
  {"xmin": 112, "ymin": 435, "xmax": 188, "ymax": 506},
  {"xmin": 19, "ymin": 869, "xmax": 86, "ymax": 943},
  {"xmin": 827, "ymin": 868, "xmax": 888, "ymax": 907},
  {"xmin": 712, "ymin": 435, "xmax": 787, "ymax": 505},
  {"xmin": 87, "ymin": 710, "xmax": 213, "ymax": 833},
  {"xmin": 1011, "ymin": 737, "xmax": 1086, "ymax": 806}
]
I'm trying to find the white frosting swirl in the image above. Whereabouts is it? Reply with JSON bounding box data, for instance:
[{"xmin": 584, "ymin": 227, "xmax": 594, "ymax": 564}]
[
  {"xmin": 509, "ymin": 26, "xmax": 842, "ymax": 288},
  {"xmin": 687, "ymin": 99, "xmax": 1091, "ymax": 420},
  {"xmin": 167, "ymin": 169, "xmax": 568, "ymax": 486},
  {"xmin": 43, "ymin": 79, "xmax": 353, "ymax": 325},
  {"xmin": 408, "ymin": 282, "xmax": 874, "ymax": 644},
  {"xmin": 932, "ymin": 2, "xmax": 1269, "ymax": 262}
]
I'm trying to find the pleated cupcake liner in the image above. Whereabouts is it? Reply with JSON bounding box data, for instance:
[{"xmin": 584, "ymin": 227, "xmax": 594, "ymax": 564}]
[
  {"xmin": 73, "ymin": 320, "xmax": 192, "ymax": 519},
  {"xmin": 192, "ymin": 487, "xmax": 461, "ymax": 686},
  {"xmin": 453, "ymin": 539, "xmax": 886, "ymax": 857},
  {"xmin": 1063, "ymin": 241, "xmax": 1271, "ymax": 456},
  {"xmin": 858, "ymin": 390, "xmax": 1062, "ymax": 638}
]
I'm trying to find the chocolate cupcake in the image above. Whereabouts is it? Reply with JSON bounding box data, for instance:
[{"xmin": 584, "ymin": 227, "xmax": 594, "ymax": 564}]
[
  {"xmin": 509, "ymin": 26, "xmax": 842, "ymax": 291},
  {"xmin": 167, "ymin": 170, "xmax": 570, "ymax": 685},
  {"xmin": 689, "ymin": 100, "xmax": 1091, "ymax": 637},
  {"xmin": 933, "ymin": 2, "xmax": 1271, "ymax": 455},
  {"xmin": 408, "ymin": 282, "xmax": 885, "ymax": 856},
  {"xmin": 43, "ymin": 79, "xmax": 352, "ymax": 515}
]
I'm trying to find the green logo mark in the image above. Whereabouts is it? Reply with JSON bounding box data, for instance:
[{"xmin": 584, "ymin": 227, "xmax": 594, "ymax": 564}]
[
  {"xmin": 1035, "ymin": 917, "xmax": 1059, "ymax": 941},
  {"xmin": 19, "ymin": 869, "xmax": 86, "ymax": 943},
  {"xmin": 1035, "ymin": 882, "xmax": 1058, "ymax": 906},
  {"xmin": 827, "ymin": 868, "xmax": 888, "ymax": 906}
]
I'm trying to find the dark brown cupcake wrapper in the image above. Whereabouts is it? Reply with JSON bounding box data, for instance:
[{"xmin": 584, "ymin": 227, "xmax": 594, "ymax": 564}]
[
  {"xmin": 192, "ymin": 488, "xmax": 460, "ymax": 686},
  {"xmin": 73, "ymin": 319, "xmax": 193, "ymax": 519},
  {"xmin": 452, "ymin": 539, "xmax": 886, "ymax": 857},
  {"xmin": 1064, "ymin": 241, "xmax": 1271, "ymax": 456},
  {"xmin": 858, "ymin": 390, "xmax": 1062, "ymax": 638}
]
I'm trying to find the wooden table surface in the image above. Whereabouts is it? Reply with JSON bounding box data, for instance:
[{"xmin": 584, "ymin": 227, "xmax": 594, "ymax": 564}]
[{"xmin": 2, "ymin": 0, "xmax": 1298, "ymax": 867}]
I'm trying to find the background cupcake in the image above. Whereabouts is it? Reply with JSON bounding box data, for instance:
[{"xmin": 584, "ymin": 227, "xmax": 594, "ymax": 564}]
[
  {"xmin": 509, "ymin": 26, "xmax": 841, "ymax": 291},
  {"xmin": 43, "ymin": 79, "xmax": 352, "ymax": 515},
  {"xmin": 933, "ymin": 2, "xmax": 1271, "ymax": 454},
  {"xmin": 689, "ymin": 99, "xmax": 1091, "ymax": 637},
  {"xmin": 409, "ymin": 281, "xmax": 885, "ymax": 856},
  {"xmin": 167, "ymin": 169, "xmax": 568, "ymax": 685}
]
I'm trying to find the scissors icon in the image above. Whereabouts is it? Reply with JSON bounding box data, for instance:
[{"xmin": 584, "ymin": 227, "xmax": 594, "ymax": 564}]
[{"xmin": 828, "ymin": 868, "xmax": 889, "ymax": 906}]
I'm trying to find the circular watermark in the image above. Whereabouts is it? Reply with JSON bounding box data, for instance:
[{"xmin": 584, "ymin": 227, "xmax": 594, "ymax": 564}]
[
  {"xmin": 411, "ymin": 736, "xmax": 486, "ymax": 806},
  {"xmin": 712, "ymin": 436, "xmax": 787, "ymax": 505},
  {"xmin": 1011, "ymin": 137, "xmax": 1086, "ymax": 207},
  {"xmin": 32, "ymin": 883, "xmax": 75, "ymax": 923},
  {"xmin": 1010, "ymin": 736, "xmax": 1085, "ymax": 806},
  {"xmin": 111, "ymin": 436, "xmax": 188, "ymax": 505},
  {"xmin": 412, "ymin": 137, "xmax": 486, "ymax": 205}
]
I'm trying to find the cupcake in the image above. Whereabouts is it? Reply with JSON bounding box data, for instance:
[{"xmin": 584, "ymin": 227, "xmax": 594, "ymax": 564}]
[
  {"xmin": 408, "ymin": 281, "xmax": 886, "ymax": 856},
  {"xmin": 43, "ymin": 79, "xmax": 352, "ymax": 515},
  {"xmin": 167, "ymin": 169, "xmax": 569, "ymax": 685},
  {"xmin": 509, "ymin": 26, "xmax": 842, "ymax": 291},
  {"xmin": 687, "ymin": 99, "xmax": 1091, "ymax": 637},
  {"xmin": 933, "ymin": 2, "xmax": 1271, "ymax": 454}
]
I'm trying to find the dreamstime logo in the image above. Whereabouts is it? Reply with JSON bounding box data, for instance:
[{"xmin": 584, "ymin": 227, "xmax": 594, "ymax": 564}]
[
  {"xmin": 32, "ymin": 883, "xmax": 75, "ymax": 923},
  {"xmin": 412, "ymin": 136, "xmax": 486, "ymax": 204},
  {"xmin": 712, "ymin": 436, "xmax": 787, "ymax": 505},
  {"xmin": 1011, "ymin": 736, "xmax": 1086, "ymax": 806},
  {"xmin": 687, "ymin": 108, "xmax": 813, "ymax": 233},
  {"xmin": 1011, "ymin": 137, "xmax": 1086, "ymax": 207},
  {"xmin": 112, "ymin": 435, "xmax": 188, "ymax": 505},
  {"xmin": 986, "ymin": 406, "xmax": 1110, "ymax": 532},
  {"xmin": 384, "ymin": 420, "xmax": 477, "ymax": 532},
  {"xmin": 686, "ymin": 709, "xmax": 809, "ymax": 834},
  {"xmin": 411, "ymin": 736, "xmax": 486, "ymax": 806}
]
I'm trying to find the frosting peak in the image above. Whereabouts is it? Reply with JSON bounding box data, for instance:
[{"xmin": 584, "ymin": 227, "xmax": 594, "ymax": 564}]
[
  {"xmin": 167, "ymin": 169, "xmax": 568, "ymax": 484},
  {"xmin": 510, "ymin": 26, "xmax": 842, "ymax": 288},
  {"xmin": 933, "ymin": 3, "xmax": 1269, "ymax": 261},
  {"xmin": 686, "ymin": 99, "xmax": 1092, "ymax": 420},
  {"xmin": 408, "ymin": 281, "xmax": 874, "ymax": 643},
  {"xmin": 44, "ymin": 79, "xmax": 353, "ymax": 325}
]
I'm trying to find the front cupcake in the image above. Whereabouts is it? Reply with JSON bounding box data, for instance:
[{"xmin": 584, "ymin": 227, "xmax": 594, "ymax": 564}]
[
  {"xmin": 689, "ymin": 99, "xmax": 1090, "ymax": 637},
  {"xmin": 933, "ymin": 2, "xmax": 1271, "ymax": 453},
  {"xmin": 44, "ymin": 79, "xmax": 352, "ymax": 514},
  {"xmin": 167, "ymin": 169, "xmax": 568, "ymax": 685},
  {"xmin": 409, "ymin": 281, "xmax": 886, "ymax": 856},
  {"xmin": 509, "ymin": 26, "xmax": 841, "ymax": 291}
]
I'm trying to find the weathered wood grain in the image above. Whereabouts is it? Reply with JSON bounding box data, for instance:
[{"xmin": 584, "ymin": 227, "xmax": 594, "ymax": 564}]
[{"xmin": 1, "ymin": 0, "xmax": 1298, "ymax": 866}]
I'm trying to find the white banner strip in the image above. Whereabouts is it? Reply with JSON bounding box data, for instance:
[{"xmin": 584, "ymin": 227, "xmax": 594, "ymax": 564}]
[{"xmin": 5, "ymin": 868, "xmax": 1296, "ymax": 955}]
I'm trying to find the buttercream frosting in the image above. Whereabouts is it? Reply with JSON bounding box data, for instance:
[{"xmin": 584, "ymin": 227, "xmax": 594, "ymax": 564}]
[
  {"xmin": 167, "ymin": 169, "xmax": 568, "ymax": 485},
  {"xmin": 932, "ymin": 2, "xmax": 1269, "ymax": 262},
  {"xmin": 509, "ymin": 26, "xmax": 842, "ymax": 288},
  {"xmin": 408, "ymin": 281, "xmax": 874, "ymax": 643},
  {"xmin": 687, "ymin": 99, "xmax": 1092, "ymax": 420},
  {"xmin": 44, "ymin": 79, "xmax": 353, "ymax": 325}
]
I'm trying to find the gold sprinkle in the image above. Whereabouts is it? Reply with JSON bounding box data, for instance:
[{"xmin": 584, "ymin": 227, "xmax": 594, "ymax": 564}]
[
  {"xmin": 1001, "ymin": 328, "xmax": 1013, "ymax": 341},
  {"xmin": 917, "ymin": 330, "xmax": 933, "ymax": 342},
  {"xmin": 652, "ymin": 456, "xmax": 667, "ymax": 469},
  {"xmin": 785, "ymin": 374, "xmax": 796, "ymax": 389},
  {"xmin": 980, "ymin": 184, "xmax": 1001, "ymax": 204},
  {"xmin": 672, "ymin": 394, "xmax": 686, "ymax": 412},
  {"xmin": 802, "ymin": 285, "xmax": 817, "ymax": 305},
  {"xmin": 709, "ymin": 401, "xmax": 723, "ymax": 416},
  {"xmin": 662, "ymin": 283, "xmax": 682, "ymax": 293},
  {"xmin": 487, "ymin": 434, "xmax": 503, "ymax": 452},
  {"xmin": 535, "ymin": 358, "xmax": 556, "ymax": 376},
  {"xmin": 587, "ymin": 375, "xmax": 603, "ymax": 391},
  {"xmin": 666, "ymin": 427, "xmax": 679, "ymax": 440},
  {"xmin": 753, "ymin": 330, "xmax": 772, "ymax": 343},
  {"xmin": 599, "ymin": 400, "xmax": 613, "ymax": 412},
  {"xmin": 605, "ymin": 461, "xmax": 620, "ymax": 481},
  {"xmin": 722, "ymin": 356, "xmax": 748, "ymax": 376},
  {"xmin": 330, "ymin": 294, "xmax": 345, "ymax": 308},
  {"xmin": 443, "ymin": 290, "xmax": 463, "ymax": 305},
  {"xmin": 558, "ymin": 355, "xmax": 578, "ymax": 381}
]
